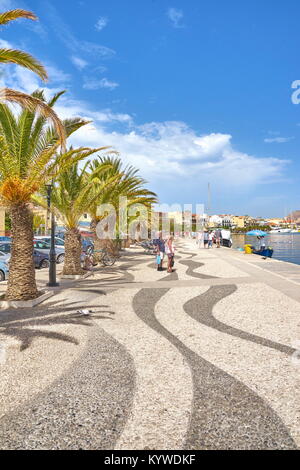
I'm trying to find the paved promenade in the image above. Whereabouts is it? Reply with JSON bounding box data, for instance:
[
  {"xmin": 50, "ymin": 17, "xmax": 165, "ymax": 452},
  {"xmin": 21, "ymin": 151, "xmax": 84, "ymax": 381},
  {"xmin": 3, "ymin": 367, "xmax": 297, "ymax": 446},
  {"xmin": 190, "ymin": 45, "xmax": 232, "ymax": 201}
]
[{"xmin": 0, "ymin": 240, "xmax": 299, "ymax": 450}]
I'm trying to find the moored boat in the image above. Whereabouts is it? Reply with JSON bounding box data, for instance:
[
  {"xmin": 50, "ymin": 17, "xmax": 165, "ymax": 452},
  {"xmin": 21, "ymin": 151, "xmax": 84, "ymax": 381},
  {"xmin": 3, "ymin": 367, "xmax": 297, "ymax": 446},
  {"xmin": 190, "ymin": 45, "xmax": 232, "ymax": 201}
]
[
  {"xmin": 270, "ymin": 227, "xmax": 291, "ymax": 233},
  {"xmin": 252, "ymin": 248, "xmax": 273, "ymax": 258}
]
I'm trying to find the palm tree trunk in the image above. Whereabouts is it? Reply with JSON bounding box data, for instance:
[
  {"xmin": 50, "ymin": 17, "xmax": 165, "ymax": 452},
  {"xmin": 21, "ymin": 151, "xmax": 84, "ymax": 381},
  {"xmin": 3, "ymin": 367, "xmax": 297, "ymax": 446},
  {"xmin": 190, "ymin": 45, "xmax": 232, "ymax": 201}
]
[
  {"xmin": 6, "ymin": 203, "xmax": 38, "ymax": 301},
  {"xmin": 62, "ymin": 227, "xmax": 83, "ymax": 276},
  {"xmin": 90, "ymin": 218, "xmax": 111, "ymax": 258},
  {"xmin": 125, "ymin": 237, "xmax": 134, "ymax": 247}
]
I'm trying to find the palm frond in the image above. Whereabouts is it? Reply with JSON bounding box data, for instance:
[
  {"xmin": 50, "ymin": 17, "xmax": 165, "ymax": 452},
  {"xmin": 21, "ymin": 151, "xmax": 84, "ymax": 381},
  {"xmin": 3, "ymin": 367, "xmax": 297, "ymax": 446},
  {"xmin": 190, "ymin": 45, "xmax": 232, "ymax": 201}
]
[
  {"xmin": 0, "ymin": 9, "xmax": 37, "ymax": 25},
  {"xmin": 0, "ymin": 135, "xmax": 16, "ymax": 180},
  {"xmin": 0, "ymin": 49, "xmax": 47, "ymax": 81},
  {"xmin": 62, "ymin": 118, "xmax": 93, "ymax": 138},
  {"xmin": 26, "ymin": 107, "xmax": 85, "ymax": 162},
  {"xmin": 0, "ymin": 88, "xmax": 65, "ymax": 148},
  {"xmin": 0, "ymin": 91, "xmax": 102, "ymax": 206},
  {"xmin": 44, "ymin": 157, "xmax": 115, "ymax": 229},
  {"xmin": 0, "ymin": 102, "xmax": 18, "ymax": 158},
  {"xmin": 48, "ymin": 90, "xmax": 66, "ymax": 107}
]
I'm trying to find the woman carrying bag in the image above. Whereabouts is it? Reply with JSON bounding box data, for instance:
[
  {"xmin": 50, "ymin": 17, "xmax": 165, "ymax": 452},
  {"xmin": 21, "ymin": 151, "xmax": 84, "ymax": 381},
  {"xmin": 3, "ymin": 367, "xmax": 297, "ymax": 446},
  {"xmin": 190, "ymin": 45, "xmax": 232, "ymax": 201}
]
[{"xmin": 165, "ymin": 235, "xmax": 175, "ymax": 273}]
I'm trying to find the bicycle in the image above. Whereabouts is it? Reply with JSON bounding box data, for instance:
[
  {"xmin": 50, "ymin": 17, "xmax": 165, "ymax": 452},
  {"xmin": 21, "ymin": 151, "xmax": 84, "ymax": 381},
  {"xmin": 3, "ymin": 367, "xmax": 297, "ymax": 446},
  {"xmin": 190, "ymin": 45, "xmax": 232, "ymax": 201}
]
[
  {"xmin": 137, "ymin": 240, "xmax": 156, "ymax": 255},
  {"xmin": 84, "ymin": 246, "xmax": 116, "ymax": 268}
]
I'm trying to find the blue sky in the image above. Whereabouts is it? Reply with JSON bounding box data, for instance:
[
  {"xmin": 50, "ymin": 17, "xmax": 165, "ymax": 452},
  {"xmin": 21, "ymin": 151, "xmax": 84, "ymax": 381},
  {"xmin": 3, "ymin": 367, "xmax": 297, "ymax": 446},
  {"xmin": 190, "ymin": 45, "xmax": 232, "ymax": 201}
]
[{"xmin": 1, "ymin": 0, "xmax": 300, "ymax": 217}]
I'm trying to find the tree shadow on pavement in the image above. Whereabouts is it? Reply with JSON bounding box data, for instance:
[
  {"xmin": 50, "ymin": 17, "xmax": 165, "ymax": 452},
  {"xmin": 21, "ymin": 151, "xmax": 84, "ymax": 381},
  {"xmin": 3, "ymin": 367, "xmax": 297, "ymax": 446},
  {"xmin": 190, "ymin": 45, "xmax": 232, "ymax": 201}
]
[
  {"xmin": 0, "ymin": 297, "xmax": 115, "ymax": 352},
  {"xmin": 0, "ymin": 251, "xmax": 148, "ymax": 352}
]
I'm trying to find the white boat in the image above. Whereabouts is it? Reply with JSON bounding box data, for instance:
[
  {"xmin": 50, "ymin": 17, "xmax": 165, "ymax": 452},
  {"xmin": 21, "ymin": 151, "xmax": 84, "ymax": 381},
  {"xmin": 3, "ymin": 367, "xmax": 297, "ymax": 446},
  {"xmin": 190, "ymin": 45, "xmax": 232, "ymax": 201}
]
[{"xmin": 270, "ymin": 228, "xmax": 291, "ymax": 233}]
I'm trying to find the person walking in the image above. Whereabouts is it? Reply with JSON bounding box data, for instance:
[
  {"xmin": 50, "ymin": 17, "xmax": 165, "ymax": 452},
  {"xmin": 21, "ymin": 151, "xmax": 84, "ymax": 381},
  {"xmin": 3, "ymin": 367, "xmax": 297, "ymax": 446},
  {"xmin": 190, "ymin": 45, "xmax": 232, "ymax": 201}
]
[
  {"xmin": 203, "ymin": 230, "xmax": 209, "ymax": 248},
  {"xmin": 215, "ymin": 228, "xmax": 222, "ymax": 248},
  {"xmin": 197, "ymin": 230, "xmax": 204, "ymax": 249},
  {"xmin": 166, "ymin": 235, "xmax": 175, "ymax": 273},
  {"xmin": 208, "ymin": 231, "xmax": 214, "ymax": 248},
  {"xmin": 154, "ymin": 232, "xmax": 165, "ymax": 271}
]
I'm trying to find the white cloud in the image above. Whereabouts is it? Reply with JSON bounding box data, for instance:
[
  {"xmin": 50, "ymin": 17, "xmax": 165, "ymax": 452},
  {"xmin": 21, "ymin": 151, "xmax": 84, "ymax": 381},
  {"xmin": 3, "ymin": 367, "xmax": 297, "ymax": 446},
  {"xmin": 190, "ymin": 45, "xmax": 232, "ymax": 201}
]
[
  {"xmin": 0, "ymin": 39, "xmax": 12, "ymax": 48},
  {"xmin": 264, "ymin": 137, "xmax": 294, "ymax": 143},
  {"xmin": 67, "ymin": 118, "xmax": 288, "ymax": 188},
  {"xmin": 46, "ymin": 64, "xmax": 71, "ymax": 83},
  {"xmin": 167, "ymin": 8, "xmax": 184, "ymax": 28},
  {"xmin": 0, "ymin": 60, "xmax": 289, "ymax": 199},
  {"xmin": 95, "ymin": 16, "xmax": 108, "ymax": 31},
  {"xmin": 1, "ymin": 39, "xmax": 75, "ymax": 86},
  {"xmin": 83, "ymin": 77, "xmax": 119, "ymax": 90},
  {"xmin": 71, "ymin": 56, "xmax": 88, "ymax": 70},
  {"xmin": 9, "ymin": 57, "xmax": 69, "ymax": 86},
  {"xmin": 81, "ymin": 42, "xmax": 115, "ymax": 58},
  {"xmin": 94, "ymin": 65, "xmax": 107, "ymax": 73}
]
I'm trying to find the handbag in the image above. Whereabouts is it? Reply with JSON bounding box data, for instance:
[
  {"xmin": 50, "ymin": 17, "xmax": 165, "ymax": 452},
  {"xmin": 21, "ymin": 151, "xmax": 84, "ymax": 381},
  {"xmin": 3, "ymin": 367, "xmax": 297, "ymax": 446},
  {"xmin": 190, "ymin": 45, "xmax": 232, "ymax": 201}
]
[
  {"xmin": 171, "ymin": 257, "xmax": 175, "ymax": 267},
  {"xmin": 156, "ymin": 255, "xmax": 161, "ymax": 265}
]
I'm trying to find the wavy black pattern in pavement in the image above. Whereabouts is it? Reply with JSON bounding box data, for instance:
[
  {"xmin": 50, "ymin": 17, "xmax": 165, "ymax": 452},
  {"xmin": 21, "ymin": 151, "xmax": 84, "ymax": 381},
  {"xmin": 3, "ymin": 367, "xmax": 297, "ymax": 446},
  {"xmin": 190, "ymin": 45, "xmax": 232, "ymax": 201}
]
[
  {"xmin": 184, "ymin": 285, "xmax": 295, "ymax": 356},
  {"xmin": 133, "ymin": 288, "xmax": 297, "ymax": 449},
  {"xmin": 0, "ymin": 326, "xmax": 136, "ymax": 450},
  {"xmin": 147, "ymin": 261, "xmax": 158, "ymax": 270},
  {"xmin": 159, "ymin": 270, "xmax": 179, "ymax": 281},
  {"xmin": 178, "ymin": 251, "xmax": 198, "ymax": 259},
  {"xmin": 147, "ymin": 255, "xmax": 181, "ymax": 281},
  {"xmin": 179, "ymin": 259, "xmax": 217, "ymax": 279},
  {"xmin": 103, "ymin": 258, "xmax": 149, "ymax": 284},
  {"xmin": 146, "ymin": 262, "xmax": 179, "ymax": 281}
]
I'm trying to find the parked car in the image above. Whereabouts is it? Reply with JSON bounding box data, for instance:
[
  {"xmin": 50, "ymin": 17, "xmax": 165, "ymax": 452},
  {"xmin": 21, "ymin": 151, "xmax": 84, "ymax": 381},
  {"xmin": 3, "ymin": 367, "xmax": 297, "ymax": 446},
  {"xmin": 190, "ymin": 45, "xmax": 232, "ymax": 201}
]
[
  {"xmin": 38, "ymin": 234, "xmax": 94, "ymax": 254},
  {"xmin": 34, "ymin": 236, "xmax": 65, "ymax": 249},
  {"xmin": 0, "ymin": 242, "xmax": 50, "ymax": 269},
  {"xmin": 0, "ymin": 250, "xmax": 10, "ymax": 263},
  {"xmin": 33, "ymin": 240, "xmax": 65, "ymax": 264},
  {"xmin": 0, "ymin": 260, "xmax": 9, "ymax": 281},
  {"xmin": 33, "ymin": 250, "xmax": 50, "ymax": 269},
  {"xmin": 0, "ymin": 236, "xmax": 11, "ymax": 242}
]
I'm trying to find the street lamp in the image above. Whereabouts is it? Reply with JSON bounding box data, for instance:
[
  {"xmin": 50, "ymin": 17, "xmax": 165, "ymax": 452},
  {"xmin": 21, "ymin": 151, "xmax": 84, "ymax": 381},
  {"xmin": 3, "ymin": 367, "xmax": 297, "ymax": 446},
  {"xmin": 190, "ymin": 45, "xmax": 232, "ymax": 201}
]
[{"xmin": 46, "ymin": 182, "xmax": 59, "ymax": 287}]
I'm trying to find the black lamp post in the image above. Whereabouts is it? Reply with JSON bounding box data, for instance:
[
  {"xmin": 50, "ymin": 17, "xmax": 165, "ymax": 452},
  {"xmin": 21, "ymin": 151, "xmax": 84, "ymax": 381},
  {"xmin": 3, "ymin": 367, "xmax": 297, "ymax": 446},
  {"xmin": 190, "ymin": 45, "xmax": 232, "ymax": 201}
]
[{"xmin": 46, "ymin": 182, "xmax": 59, "ymax": 287}]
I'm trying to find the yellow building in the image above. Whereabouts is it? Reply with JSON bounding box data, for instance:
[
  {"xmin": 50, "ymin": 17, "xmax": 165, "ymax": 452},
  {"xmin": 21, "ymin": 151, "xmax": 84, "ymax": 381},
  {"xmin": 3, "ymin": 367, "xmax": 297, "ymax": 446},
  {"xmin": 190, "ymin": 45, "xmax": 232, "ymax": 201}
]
[
  {"xmin": 232, "ymin": 216, "xmax": 246, "ymax": 228},
  {"xmin": 232, "ymin": 215, "xmax": 254, "ymax": 228}
]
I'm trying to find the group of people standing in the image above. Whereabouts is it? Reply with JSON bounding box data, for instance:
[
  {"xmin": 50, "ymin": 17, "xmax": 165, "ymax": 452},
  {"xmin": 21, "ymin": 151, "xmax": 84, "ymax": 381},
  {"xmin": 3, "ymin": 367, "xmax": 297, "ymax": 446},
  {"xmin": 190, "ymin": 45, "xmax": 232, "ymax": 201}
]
[
  {"xmin": 200, "ymin": 229, "xmax": 222, "ymax": 249},
  {"xmin": 153, "ymin": 233, "xmax": 175, "ymax": 272}
]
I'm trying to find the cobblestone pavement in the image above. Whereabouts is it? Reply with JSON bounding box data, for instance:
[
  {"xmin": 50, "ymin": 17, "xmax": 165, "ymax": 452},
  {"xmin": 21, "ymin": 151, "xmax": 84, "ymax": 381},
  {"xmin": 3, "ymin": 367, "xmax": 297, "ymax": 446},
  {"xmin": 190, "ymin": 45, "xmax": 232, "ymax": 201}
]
[{"xmin": 0, "ymin": 241, "xmax": 299, "ymax": 449}]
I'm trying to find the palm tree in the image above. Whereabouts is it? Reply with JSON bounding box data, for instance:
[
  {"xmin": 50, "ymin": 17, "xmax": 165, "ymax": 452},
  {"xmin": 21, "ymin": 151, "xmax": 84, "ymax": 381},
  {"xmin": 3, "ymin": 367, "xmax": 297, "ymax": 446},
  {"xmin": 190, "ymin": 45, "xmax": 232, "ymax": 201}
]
[
  {"xmin": 125, "ymin": 195, "xmax": 157, "ymax": 245},
  {"xmin": 0, "ymin": 91, "xmax": 93, "ymax": 300},
  {"xmin": 88, "ymin": 156, "xmax": 123, "ymax": 250},
  {"xmin": 0, "ymin": 9, "xmax": 47, "ymax": 80},
  {"xmin": 38, "ymin": 158, "xmax": 113, "ymax": 276},
  {"xmin": 0, "ymin": 8, "xmax": 65, "ymax": 146},
  {"xmin": 88, "ymin": 156, "xmax": 157, "ymax": 255}
]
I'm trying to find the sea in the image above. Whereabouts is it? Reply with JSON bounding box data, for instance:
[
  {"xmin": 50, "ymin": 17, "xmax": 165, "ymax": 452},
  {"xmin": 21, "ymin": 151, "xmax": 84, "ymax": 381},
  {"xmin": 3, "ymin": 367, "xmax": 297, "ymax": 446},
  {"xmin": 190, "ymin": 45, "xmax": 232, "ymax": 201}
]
[{"xmin": 232, "ymin": 233, "xmax": 300, "ymax": 266}]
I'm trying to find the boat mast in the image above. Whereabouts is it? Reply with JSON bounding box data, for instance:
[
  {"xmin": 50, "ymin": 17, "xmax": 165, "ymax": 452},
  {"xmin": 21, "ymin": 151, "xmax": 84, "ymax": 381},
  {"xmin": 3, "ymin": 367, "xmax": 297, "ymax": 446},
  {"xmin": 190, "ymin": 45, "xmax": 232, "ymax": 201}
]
[{"xmin": 207, "ymin": 182, "xmax": 211, "ymax": 229}]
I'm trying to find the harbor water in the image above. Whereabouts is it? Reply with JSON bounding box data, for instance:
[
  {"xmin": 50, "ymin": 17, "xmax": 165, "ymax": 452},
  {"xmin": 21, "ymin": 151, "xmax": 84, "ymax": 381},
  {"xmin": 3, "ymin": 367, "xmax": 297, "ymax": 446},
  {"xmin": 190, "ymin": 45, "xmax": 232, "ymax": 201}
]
[{"xmin": 232, "ymin": 233, "xmax": 300, "ymax": 266}]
